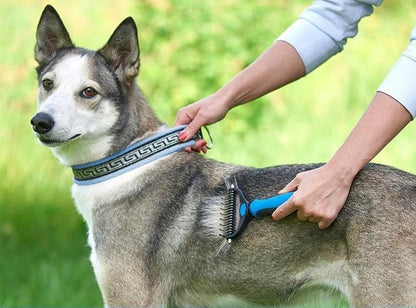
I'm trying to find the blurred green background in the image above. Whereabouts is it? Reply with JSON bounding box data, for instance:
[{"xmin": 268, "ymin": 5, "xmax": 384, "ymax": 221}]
[{"xmin": 1, "ymin": 0, "xmax": 415, "ymax": 306}]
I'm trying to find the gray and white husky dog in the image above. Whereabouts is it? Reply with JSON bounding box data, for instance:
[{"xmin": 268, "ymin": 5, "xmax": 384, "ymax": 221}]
[{"xmin": 31, "ymin": 5, "xmax": 416, "ymax": 307}]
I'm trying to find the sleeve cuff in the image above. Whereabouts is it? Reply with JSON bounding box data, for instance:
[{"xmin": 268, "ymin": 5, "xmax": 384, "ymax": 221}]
[
  {"xmin": 377, "ymin": 55, "xmax": 416, "ymax": 119},
  {"xmin": 277, "ymin": 18, "xmax": 341, "ymax": 74}
]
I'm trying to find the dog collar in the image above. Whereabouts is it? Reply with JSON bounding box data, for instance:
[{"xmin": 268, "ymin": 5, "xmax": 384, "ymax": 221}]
[{"xmin": 71, "ymin": 125, "xmax": 201, "ymax": 186}]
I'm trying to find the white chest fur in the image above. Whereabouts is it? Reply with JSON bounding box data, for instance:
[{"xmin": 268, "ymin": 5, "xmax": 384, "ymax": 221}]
[
  {"xmin": 70, "ymin": 158, "xmax": 166, "ymax": 292},
  {"xmin": 71, "ymin": 158, "xmax": 164, "ymax": 228}
]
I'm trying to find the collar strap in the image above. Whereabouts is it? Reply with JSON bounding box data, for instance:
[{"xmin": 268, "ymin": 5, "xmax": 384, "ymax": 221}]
[{"xmin": 71, "ymin": 125, "xmax": 201, "ymax": 186}]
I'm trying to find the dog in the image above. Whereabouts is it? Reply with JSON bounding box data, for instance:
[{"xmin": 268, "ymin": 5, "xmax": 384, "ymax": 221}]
[{"xmin": 31, "ymin": 5, "xmax": 416, "ymax": 307}]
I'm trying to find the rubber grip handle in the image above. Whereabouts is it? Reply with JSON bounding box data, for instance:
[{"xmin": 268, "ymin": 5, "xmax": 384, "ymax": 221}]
[{"xmin": 249, "ymin": 192, "xmax": 294, "ymax": 218}]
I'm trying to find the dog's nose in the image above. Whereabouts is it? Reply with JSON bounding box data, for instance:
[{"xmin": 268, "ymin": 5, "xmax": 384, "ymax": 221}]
[{"xmin": 30, "ymin": 112, "xmax": 55, "ymax": 134}]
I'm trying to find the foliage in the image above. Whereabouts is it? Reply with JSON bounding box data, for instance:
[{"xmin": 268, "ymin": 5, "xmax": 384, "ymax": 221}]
[{"xmin": 0, "ymin": 0, "xmax": 414, "ymax": 306}]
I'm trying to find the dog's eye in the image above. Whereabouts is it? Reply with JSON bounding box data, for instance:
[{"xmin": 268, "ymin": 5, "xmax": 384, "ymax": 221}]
[
  {"xmin": 42, "ymin": 79, "xmax": 53, "ymax": 91},
  {"xmin": 81, "ymin": 87, "xmax": 97, "ymax": 99}
]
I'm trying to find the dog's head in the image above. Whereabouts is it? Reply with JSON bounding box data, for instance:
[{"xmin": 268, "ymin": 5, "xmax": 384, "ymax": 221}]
[{"xmin": 31, "ymin": 5, "xmax": 141, "ymax": 165}]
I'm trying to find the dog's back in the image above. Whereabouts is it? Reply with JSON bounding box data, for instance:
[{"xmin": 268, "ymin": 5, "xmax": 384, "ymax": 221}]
[
  {"xmin": 161, "ymin": 161, "xmax": 416, "ymax": 306},
  {"xmin": 85, "ymin": 151, "xmax": 416, "ymax": 306}
]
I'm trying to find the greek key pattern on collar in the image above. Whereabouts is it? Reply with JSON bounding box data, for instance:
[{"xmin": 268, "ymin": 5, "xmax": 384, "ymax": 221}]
[{"xmin": 72, "ymin": 132, "xmax": 180, "ymax": 181}]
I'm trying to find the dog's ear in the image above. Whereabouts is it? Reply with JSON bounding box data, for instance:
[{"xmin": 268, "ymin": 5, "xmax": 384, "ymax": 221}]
[
  {"xmin": 35, "ymin": 5, "xmax": 74, "ymax": 65},
  {"xmin": 98, "ymin": 17, "xmax": 140, "ymax": 82}
]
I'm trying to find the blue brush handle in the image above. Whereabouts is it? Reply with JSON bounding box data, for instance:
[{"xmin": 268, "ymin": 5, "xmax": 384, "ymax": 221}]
[{"xmin": 249, "ymin": 192, "xmax": 294, "ymax": 218}]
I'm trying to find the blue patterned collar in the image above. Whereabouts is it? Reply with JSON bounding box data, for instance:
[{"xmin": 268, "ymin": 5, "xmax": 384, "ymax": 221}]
[{"xmin": 71, "ymin": 125, "xmax": 200, "ymax": 186}]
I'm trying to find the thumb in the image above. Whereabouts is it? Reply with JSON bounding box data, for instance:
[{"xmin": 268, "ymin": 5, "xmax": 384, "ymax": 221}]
[
  {"xmin": 278, "ymin": 175, "xmax": 300, "ymax": 194},
  {"xmin": 174, "ymin": 111, "xmax": 192, "ymax": 127},
  {"xmin": 178, "ymin": 119, "xmax": 203, "ymax": 142}
]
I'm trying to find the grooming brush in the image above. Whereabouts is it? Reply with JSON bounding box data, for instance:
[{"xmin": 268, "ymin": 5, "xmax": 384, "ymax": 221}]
[{"xmin": 221, "ymin": 182, "xmax": 294, "ymax": 242}]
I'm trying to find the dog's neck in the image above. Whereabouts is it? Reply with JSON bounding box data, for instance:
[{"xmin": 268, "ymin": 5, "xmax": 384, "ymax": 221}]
[
  {"xmin": 110, "ymin": 85, "xmax": 163, "ymax": 153},
  {"xmin": 71, "ymin": 125, "xmax": 199, "ymax": 185},
  {"xmin": 53, "ymin": 85, "xmax": 163, "ymax": 167}
]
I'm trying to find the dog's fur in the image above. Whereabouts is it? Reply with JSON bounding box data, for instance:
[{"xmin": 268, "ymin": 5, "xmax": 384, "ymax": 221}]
[{"xmin": 31, "ymin": 6, "xmax": 416, "ymax": 307}]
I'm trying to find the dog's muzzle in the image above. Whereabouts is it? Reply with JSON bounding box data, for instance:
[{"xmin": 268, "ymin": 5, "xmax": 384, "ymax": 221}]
[{"xmin": 31, "ymin": 112, "xmax": 55, "ymax": 134}]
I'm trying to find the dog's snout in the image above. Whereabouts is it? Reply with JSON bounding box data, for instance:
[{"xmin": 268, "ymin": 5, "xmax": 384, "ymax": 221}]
[{"xmin": 31, "ymin": 112, "xmax": 55, "ymax": 134}]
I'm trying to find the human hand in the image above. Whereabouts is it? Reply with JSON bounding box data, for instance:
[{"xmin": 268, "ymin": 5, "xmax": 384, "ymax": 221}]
[
  {"xmin": 174, "ymin": 93, "xmax": 230, "ymax": 153},
  {"xmin": 271, "ymin": 163, "xmax": 354, "ymax": 229},
  {"xmin": 270, "ymin": 92, "xmax": 412, "ymax": 228}
]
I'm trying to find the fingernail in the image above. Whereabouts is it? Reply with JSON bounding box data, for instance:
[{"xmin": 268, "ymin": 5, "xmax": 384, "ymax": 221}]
[{"xmin": 178, "ymin": 132, "xmax": 187, "ymax": 141}]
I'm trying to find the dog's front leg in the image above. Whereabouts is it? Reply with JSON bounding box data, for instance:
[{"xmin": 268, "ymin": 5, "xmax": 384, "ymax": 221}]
[
  {"xmin": 90, "ymin": 252, "xmax": 158, "ymax": 307},
  {"xmin": 98, "ymin": 271, "xmax": 156, "ymax": 308}
]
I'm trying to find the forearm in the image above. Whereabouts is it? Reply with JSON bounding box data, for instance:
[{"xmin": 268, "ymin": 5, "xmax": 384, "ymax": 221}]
[
  {"xmin": 217, "ymin": 40, "xmax": 306, "ymax": 109},
  {"xmin": 327, "ymin": 92, "xmax": 412, "ymax": 180}
]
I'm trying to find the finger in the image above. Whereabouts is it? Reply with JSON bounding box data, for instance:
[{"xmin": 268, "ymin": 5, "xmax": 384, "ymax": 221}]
[
  {"xmin": 317, "ymin": 218, "xmax": 334, "ymax": 230},
  {"xmin": 271, "ymin": 198, "xmax": 297, "ymax": 221},
  {"xmin": 296, "ymin": 210, "xmax": 309, "ymax": 222},
  {"xmin": 278, "ymin": 176, "xmax": 301, "ymax": 194},
  {"xmin": 174, "ymin": 107, "xmax": 196, "ymax": 127},
  {"xmin": 190, "ymin": 140, "xmax": 207, "ymax": 153},
  {"xmin": 178, "ymin": 119, "xmax": 204, "ymax": 142},
  {"xmin": 308, "ymin": 217, "xmax": 320, "ymax": 223},
  {"xmin": 174, "ymin": 116, "xmax": 188, "ymax": 127}
]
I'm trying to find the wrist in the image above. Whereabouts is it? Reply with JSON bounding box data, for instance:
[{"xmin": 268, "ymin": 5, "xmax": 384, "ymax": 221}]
[
  {"xmin": 215, "ymin": 84, "xmax": 241, "ymax": 110},
  {"xmin": 326, "ymin": 154, "xmax": 363, "ymax": 185}
]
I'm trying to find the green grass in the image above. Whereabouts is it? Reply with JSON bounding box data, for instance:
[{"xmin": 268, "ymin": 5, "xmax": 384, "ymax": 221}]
[{"xmin": 1, "ymin": 0, "xmax": 415, "ymax": 306}]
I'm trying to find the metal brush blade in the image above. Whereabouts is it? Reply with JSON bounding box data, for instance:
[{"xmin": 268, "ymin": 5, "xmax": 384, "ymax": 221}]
[{"xmin": 224, "ymin": 187, "xmax": 236, "ymax": 238}]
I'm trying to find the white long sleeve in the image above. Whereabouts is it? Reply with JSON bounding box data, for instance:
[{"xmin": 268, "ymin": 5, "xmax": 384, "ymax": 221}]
[
  {"xmin": 378, "ymin": 25, "xmax": 416, "ymax": 118},
  {"xmin": 277, "ymin": 0, "xmax": 415, "ymax": 118},
  {"xmin": 277, "ymin": 0, "xmax": 382, "ymax": 73}
]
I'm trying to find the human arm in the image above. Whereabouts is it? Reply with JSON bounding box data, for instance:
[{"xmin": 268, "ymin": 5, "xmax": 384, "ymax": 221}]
[
  {"xmin": 175, "ymin": 40, "xmax": 306, "ymax": 144},
  {"xmin": 272, "ymin": 22, "xmax": 416, "ymax": 228},
  {"xmin": 175, "ymin": 0, "xmax": 383, "ymax": 146},
  {"xmin": 272, "ymin": 92, "xmax": 412, "ymax": 229}
]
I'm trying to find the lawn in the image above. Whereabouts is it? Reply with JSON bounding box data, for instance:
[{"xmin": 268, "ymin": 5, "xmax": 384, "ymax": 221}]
[{"xmin": 1, "ymin": 0, "xmax": 414, "ymax": 306}]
